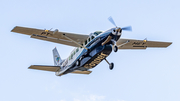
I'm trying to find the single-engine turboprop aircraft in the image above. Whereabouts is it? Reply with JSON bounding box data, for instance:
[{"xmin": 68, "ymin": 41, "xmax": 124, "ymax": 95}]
[{"xmin": 11, "ymin": 17, "xmax": 172, "ymax": 76}]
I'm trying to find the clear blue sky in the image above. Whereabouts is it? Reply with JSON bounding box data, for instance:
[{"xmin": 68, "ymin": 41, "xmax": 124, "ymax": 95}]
[{"xmin": 0, "ymin": 0, "xmax": 179, "ymax": 101}]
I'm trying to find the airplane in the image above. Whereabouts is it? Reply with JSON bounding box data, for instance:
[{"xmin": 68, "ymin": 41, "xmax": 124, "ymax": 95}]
[{"xmin": 11, "ymin": 17, "xmax": 172, "ymax": 76}]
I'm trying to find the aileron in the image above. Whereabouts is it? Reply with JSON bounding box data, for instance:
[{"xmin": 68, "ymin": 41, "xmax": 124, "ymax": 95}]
[{"xmin": 11, "ymin": 26, "xmax": 42, "ymax": 35}]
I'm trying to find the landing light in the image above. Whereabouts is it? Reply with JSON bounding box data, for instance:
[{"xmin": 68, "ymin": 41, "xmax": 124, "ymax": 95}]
[
  {"xmin": 143, "ymin": 40, "xmax": 147, "ymax": 42},
  {"xmin": 45, "ymin": 30, "xmax": 49, "ymax": 32}
]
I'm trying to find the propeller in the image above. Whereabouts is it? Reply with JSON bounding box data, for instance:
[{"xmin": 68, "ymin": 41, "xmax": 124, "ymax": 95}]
[
  {"xmin": 102, "ymin": 16, "xmax": 133, "ymax": 51},
  {"xmin": 108, "ymin": 16, "xmax": 132, "ymax": 31}
]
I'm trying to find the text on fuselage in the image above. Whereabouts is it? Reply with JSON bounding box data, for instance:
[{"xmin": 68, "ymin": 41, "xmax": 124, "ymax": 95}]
[{"xmin": 84, "ymin": 52, "xmax": 108, "ymax": 69}]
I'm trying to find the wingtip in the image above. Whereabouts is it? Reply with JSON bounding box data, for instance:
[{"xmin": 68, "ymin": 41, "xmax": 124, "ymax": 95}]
[
  {"xmin": 28, "ymin": 65, "xmax": 33, "ymax": 69},
  {"xmin": 11, "ymin": 26, "xmax": 20, "ymax": 32},
  {"xmin": 11, "ymin": 26, "xmax": 16, "ymax": 32},
  {"xmin": 168, "ymin": 42, "xmax": 173, "ymax": 47}
]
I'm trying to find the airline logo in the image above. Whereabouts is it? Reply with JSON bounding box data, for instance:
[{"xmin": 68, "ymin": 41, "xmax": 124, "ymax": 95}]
[{"xmin": 55, "ymin": 55, "xmax": 60, "ymax": 62}]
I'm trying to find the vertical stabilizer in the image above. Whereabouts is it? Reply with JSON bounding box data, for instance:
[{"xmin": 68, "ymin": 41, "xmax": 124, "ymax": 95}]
[{"xmin": 53, "ymin": 47, "xmax": 62, "ymax": 66}]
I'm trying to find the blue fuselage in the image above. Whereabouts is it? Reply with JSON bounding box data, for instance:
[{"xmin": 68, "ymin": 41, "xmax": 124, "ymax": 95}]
[{"xmin": 63, "ymin": 28, "xmax": 119, "ymax": 74}]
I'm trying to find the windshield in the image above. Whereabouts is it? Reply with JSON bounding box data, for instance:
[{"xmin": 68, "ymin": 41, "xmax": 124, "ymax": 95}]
[{"xmin": 93, "ymin": 31, "xmax": 103, "ymax": 36}]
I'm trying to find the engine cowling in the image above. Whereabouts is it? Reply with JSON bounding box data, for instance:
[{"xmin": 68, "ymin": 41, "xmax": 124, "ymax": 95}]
[
  {"xmin": 112, "ymin": 29, "xmax": 116, "ymax": 35},
  {"xmin": 111, "ymin": 28, "xmax": 122, "ymax": 36}
]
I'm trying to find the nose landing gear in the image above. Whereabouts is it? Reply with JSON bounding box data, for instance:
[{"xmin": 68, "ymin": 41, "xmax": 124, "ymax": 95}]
[
  {"xmin": 109, "ymin": 63, "xmax": 114, "ymax": 70},
  {"xmin": 104, "ymin": 58, "xmax": 114, "ymax": 70}
]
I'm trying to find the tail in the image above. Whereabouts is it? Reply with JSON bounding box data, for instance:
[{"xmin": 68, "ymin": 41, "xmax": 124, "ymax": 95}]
[{"xmin": 53, "ymin": 47, "xmax": 62, "ymax": 66}]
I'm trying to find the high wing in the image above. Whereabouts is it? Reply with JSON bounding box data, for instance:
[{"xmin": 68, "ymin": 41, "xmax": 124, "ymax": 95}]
[
  {"xmin": 116, "ymin": 38, "xmax": 172, "ymax": 49},
  {"xmin": 11, "ymin": 26, "xmax": 89, "ymax": 47}
]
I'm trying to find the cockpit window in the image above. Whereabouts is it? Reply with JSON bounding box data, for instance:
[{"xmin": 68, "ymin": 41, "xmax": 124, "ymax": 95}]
[{"xmin": 93, "ymin": 31, "xmax": 103, "ymax": 36}]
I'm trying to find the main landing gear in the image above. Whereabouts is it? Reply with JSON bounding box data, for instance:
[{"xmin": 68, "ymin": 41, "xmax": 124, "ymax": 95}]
[
  {"xmin": 104, "ymin": 58, "xmax": 114, "ymax": 70},
  {"xmin": 76, "ymin": 60, "xmax": 80, "ymax": 66},
  {"xmin": 114, "ymin": 45, "xmax": 118, "ymax": 52}
]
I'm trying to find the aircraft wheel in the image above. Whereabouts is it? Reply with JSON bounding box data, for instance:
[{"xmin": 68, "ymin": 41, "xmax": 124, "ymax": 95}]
[
  {"xmin": 76, "ymin": 60, "xmax": 80, "ymax": 66},
  {"xmin": 114, "ymin": 46, "xmax": 118, "ymax": 52},
  {"xmin": 109, "ymin": 63, "xmax": 114, "ymax": 70}
]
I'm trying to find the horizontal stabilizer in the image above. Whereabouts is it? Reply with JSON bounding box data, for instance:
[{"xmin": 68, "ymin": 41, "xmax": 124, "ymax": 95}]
[
  {"xmin": 71, "ymin": 70, "xmax": 92, "ymax": 74},
  {"xmin": 28, "ymin": 65, "xmax": 60, "ymax": 72}
]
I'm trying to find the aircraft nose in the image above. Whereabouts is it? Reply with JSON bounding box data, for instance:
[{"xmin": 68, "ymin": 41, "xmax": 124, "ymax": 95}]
[
  {"xmin": 116, "ymin": 28, "xmax": 122, "ymax": 33},
  {"xmin": 112, "ymin": 27, "xmax": 122, "ymax": 36}
]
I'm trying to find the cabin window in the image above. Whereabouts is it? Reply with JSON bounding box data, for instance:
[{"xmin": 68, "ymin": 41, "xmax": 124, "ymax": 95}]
[
  {"xmin": 71, "ymin": 54, "xmax": 73, "ymax": 59},
  {"xmin": 80, "ymin": 44, "xmax": 83, "ymax": 48},
  {"xmin": 91, "ymin": 36, "xmax": 94, "ymax": 40},
  {"xmin": 88, "ymin": 38, "xmax": 90, "ymax": 42},
  {"xmin": 85, "ymin": 40, "xmax": 87, "ymax": 45},
  {"xmin": 76, "ymin": 48, "xmax": 79, "ymax": 52}
]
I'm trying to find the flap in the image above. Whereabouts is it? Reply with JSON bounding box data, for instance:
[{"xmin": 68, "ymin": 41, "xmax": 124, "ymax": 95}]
[{"xmin": 31, "ymin": 34, "xmax": 79, "ymax": 47}]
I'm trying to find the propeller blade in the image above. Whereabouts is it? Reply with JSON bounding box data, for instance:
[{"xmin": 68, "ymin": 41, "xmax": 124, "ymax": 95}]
[
  {"xmin": 122, "ymin": 26, "xmax": 132, "ymax": 31},
  {"xmin": 108, "ymin": 16, "xmax": 117, "ymax": 27}
]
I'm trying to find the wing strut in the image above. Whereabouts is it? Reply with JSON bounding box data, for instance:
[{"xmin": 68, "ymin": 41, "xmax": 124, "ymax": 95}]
[
  {"xmin": 117, "ymin": 40, "xmax": 130, "ymax": 48},
  {"xmin": 63, "ymin": 34, "xmax": 88, "ymax": 50}
]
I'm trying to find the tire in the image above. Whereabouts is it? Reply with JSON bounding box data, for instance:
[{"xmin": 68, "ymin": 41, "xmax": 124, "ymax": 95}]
[
  {"xmin": 109, "ymin": 63, "xmax": 114, "ymax": 70},
  {"xmin": 76, "ymin": 60, "xmax": 80, "ymax": 66},
  {"xmin": 114, "ymin": 46, "xmax": 118, "ymax": 52}
]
